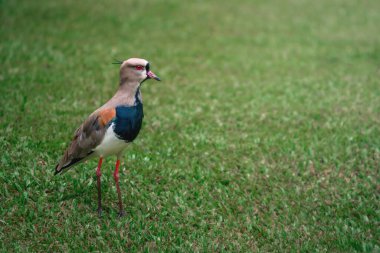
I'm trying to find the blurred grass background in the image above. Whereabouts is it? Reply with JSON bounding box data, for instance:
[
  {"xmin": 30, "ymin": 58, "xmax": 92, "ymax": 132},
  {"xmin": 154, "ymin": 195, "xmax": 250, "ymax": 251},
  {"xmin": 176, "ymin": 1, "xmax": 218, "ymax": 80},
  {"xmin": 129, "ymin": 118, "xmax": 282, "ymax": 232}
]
[{"xmin": 0, "ymin": 0, "xmax": 379, "ymax": 251}]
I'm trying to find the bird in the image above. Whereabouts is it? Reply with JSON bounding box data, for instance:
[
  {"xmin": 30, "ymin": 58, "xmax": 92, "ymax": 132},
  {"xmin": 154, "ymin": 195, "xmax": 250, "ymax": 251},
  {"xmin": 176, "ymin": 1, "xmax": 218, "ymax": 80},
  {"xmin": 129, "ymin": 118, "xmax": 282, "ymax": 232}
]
[{"xmin": 54, "ymin": 58, "xmax": 161, "ymax": 217}]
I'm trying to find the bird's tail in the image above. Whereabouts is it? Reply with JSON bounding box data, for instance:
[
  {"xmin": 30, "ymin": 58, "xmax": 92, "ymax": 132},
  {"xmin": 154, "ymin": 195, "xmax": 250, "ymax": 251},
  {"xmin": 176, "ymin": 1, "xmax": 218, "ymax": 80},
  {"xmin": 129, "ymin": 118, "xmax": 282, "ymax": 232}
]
[
  {"xmin": 54, "ymin": 150, "xmax": 94, "ymax": 175},
  {"xmin": 54, "ymin": 157, "xmax": 84, "ymax": 175}
]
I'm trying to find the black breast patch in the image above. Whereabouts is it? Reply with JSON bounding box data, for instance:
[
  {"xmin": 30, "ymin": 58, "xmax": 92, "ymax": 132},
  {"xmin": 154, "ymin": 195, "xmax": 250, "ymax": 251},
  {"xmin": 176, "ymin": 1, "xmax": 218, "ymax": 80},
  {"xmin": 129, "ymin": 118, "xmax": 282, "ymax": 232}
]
[{"xmin": 113, "ymin": 102, "xmax": 144, "ymax": 142}]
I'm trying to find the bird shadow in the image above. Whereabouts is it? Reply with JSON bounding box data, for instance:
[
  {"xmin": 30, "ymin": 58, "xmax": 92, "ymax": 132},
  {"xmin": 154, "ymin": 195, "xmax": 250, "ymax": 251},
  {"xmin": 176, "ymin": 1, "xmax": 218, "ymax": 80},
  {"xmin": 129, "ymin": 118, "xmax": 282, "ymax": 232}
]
[{"xmin": 47, "ymin": 174, "xmax": 117, "ymax": 215}]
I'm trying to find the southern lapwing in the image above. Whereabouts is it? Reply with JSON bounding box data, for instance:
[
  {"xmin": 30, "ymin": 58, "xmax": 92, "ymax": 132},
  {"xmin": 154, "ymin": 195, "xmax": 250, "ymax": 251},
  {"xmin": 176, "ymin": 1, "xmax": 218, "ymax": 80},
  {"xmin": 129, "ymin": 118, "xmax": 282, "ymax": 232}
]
[{"xmin": 54, "ymin": 58, "xmax": 160, "ymax": 217}]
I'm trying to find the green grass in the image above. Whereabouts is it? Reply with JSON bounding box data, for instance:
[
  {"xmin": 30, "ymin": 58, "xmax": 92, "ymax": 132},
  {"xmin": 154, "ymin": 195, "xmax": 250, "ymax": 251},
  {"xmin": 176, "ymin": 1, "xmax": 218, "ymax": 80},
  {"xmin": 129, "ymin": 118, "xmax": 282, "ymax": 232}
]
[{"xmin": 1, "ymin": 0, "xmax": 379, "ymax": 251}]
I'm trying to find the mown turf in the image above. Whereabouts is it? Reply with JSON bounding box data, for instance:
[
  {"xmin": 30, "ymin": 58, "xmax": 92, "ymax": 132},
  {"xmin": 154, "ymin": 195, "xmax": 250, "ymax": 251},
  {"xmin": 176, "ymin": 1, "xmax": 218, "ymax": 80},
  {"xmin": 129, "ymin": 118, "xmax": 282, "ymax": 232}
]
[{"xmin": 0, "ymin": 0, "xmax": 379, "ymax": 251}]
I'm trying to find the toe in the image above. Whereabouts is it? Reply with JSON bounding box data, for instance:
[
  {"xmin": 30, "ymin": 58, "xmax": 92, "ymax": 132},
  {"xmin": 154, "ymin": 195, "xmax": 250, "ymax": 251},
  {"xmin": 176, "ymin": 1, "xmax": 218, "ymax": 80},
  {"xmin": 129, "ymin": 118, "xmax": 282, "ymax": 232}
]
[{"xmin": 118, "ymin": 210, "xmax": 126, "ymax": 218}]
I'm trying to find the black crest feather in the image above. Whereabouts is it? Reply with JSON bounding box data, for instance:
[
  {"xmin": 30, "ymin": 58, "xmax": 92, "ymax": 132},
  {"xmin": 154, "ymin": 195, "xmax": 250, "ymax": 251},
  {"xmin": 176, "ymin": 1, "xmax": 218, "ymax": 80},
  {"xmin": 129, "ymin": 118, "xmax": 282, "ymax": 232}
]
[{"xmin": 112, "ymin": 59, "xmax": 124, "ymax": 65}]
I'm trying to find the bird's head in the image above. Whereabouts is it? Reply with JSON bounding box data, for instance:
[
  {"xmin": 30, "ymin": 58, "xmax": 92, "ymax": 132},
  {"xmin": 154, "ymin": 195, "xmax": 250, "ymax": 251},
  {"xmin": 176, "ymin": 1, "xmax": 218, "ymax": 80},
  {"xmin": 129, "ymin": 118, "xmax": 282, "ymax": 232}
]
[{"xmin": 116, "ymin": 58, "xmax": 160, "ymax": 84}]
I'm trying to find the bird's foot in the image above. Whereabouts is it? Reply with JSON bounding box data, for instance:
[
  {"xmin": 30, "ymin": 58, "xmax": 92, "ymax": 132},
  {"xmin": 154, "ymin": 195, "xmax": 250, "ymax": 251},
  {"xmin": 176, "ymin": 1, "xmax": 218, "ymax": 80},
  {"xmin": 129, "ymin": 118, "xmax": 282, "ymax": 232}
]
[
  {"xmin": 97, "ymin": 208, "xmax": 103, "ymax": 218},
  {"xmin": 118, "ymin": 210, "xmax": 126, "ymax": 218}
]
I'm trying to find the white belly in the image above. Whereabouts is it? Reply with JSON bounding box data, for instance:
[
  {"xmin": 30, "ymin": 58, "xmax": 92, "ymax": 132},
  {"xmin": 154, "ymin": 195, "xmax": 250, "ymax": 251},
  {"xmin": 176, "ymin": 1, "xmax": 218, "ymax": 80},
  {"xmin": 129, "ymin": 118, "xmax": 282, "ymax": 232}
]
[{"xmin": 93, "ymin": 123, "xmax": 128, "ymax": 157}]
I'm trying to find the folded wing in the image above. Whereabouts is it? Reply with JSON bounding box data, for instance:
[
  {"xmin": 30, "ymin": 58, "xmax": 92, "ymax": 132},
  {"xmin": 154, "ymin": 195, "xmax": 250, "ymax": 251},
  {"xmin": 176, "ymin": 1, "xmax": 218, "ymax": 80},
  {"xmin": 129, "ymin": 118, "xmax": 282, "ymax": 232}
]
[{"xmin": 54, "ymin": 108, "xmax": 116, "ymax": 174}]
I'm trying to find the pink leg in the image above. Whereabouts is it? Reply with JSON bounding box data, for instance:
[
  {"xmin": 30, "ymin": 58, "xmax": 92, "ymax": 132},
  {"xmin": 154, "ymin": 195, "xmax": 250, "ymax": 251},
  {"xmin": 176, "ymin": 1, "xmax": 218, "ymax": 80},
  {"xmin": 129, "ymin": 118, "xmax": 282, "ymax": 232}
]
[
  {"xmin": 113, "ymin": 159, "xmax": 125, "ymax": 217},
  {"xmin": 96, "ymin": 157, "xmax": 103, "ymax": 217}
]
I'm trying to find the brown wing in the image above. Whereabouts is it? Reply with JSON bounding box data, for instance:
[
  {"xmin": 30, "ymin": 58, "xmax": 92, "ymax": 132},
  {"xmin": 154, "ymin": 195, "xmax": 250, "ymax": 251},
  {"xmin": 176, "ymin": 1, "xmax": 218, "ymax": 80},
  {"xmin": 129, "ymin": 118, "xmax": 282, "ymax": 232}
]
[{"xmin": 54, "ymin": 108, "xmax": 116, "ymax": 174}]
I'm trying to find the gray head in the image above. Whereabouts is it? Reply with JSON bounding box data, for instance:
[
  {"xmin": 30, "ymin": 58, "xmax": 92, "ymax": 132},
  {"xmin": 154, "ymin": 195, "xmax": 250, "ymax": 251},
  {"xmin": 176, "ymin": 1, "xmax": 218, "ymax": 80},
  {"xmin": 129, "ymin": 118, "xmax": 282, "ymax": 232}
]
[{"xmin": 117, "ymin": 58, "xmax": 160, "ymax": 84}]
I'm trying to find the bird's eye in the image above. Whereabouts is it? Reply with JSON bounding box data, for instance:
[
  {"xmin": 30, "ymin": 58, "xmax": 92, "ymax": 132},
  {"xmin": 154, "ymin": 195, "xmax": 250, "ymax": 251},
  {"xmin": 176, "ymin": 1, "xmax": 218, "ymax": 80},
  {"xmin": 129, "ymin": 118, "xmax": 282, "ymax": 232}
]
[{"xmin": 135, "ymin": 65, "xmax": 144, "ymax": 71}]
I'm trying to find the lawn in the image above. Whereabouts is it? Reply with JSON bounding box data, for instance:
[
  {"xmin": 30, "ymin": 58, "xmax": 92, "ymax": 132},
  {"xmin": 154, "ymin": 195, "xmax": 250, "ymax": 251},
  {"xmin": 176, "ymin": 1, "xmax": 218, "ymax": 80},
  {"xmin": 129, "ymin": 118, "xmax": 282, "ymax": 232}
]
[{"xmin": 0, "ymin": 0, "xmax": 379, "ymax": 251}]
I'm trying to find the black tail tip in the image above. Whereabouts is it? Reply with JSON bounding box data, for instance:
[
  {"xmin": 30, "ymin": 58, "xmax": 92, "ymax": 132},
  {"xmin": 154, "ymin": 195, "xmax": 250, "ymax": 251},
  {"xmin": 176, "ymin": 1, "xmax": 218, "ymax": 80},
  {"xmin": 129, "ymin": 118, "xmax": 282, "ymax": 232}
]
[{"xmin": 54, "ymin": 165, "xmax": 61, "ymax": 175}]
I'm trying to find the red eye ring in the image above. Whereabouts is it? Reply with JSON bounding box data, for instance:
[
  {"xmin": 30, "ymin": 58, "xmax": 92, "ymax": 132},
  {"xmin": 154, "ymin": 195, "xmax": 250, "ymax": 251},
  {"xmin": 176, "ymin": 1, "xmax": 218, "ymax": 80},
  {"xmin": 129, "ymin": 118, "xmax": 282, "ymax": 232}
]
[{"xmin": 135, "ymin": 65, "xmax": 144, "ymax": 71}]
